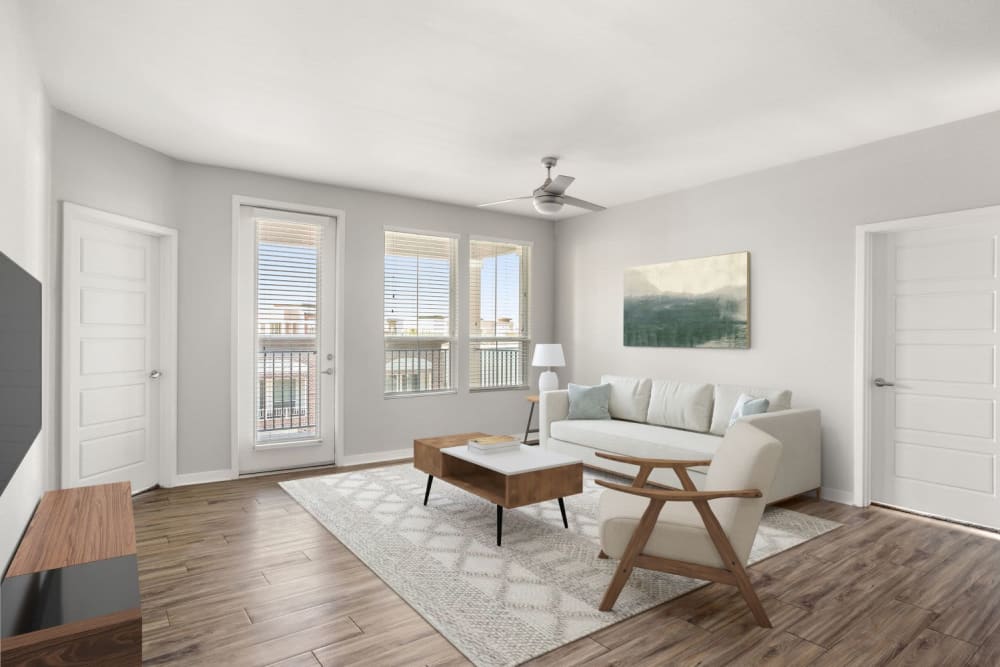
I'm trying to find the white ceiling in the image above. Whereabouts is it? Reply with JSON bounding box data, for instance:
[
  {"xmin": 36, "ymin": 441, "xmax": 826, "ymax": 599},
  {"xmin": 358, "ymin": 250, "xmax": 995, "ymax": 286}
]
[{"xmin": 23, "ymin": 0, "xmax": 1000, "ymax": 219}]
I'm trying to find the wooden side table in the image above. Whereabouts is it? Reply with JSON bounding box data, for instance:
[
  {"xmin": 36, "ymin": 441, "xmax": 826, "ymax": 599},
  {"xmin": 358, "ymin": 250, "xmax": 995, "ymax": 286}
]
[{"xmin": 523, "ymin": 395, "xmax": 540, "ymax": 445}]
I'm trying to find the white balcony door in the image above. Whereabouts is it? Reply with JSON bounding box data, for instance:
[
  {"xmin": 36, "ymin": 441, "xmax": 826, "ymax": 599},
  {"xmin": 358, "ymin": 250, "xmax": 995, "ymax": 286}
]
[
  {"xmin": 870, "ymin": 215, "xmax": 1000, "ymax": 530},
  {"xmin": 62, "ymin": 203, "xmax": 178, "ymax": 492},
  {"xmin": 235, "ymin": 206, "xmax": 336, "ymax": 474}
]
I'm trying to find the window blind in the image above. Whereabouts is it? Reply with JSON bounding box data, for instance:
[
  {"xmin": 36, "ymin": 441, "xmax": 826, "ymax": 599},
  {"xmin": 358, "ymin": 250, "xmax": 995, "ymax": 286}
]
[
  {"xmin": 469, "ymin": 239, "xmax": 530, "ymax": 389},
  {"xmin": 384, "ymin": 230, "xmax": 457, "ymax": 394},
  {"xmin": 257, "ymin": 218, "xmax": 322, "ymax": 337}
]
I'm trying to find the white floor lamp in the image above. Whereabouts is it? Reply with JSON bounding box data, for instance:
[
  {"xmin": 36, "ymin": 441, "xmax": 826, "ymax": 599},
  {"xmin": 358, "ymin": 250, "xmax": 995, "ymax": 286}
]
[{"xmin": 532, "ymin": 343, "xmax": 565, "ymax": 394}]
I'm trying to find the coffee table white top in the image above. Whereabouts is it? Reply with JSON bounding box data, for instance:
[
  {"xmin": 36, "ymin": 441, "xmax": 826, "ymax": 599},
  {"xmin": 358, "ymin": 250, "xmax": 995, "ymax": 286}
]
[{"xmin": 443, "ymin": 444, "xmax": 581, "ymax": 475}]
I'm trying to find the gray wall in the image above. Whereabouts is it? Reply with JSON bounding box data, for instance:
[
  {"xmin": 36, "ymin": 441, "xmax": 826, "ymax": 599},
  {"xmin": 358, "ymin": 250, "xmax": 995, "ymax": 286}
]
[
  {"xmin": 52, "ymin": 113, "xmax": 555, "ymax": 477},
  {"xmin": 0, "ymin": 0, "xmax": 52, "ymax": 571},
  {"xmin": 554, "ymin": 110, "xmax": 1000, "ymax": 498}
]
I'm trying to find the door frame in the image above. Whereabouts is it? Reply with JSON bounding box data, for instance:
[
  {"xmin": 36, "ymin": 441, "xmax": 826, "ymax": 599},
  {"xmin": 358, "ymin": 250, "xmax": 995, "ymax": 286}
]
[
  {"xmin": 61, "ymin": 202, "xmax": 179, "ymax": 489},
  {"xmin": 853, "ymin": 203, "xmax": 1000, "ymax": 507},
  {"xmin": 230, "ymin": 196, "xmax": 346, "ymax": 479}
]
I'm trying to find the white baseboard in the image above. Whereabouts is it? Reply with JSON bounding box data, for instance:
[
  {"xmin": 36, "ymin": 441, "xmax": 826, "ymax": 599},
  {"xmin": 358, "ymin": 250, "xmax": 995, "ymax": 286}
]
[
  {"xmin": 336, "ymin": 448, "xmax": 412, "ymax": 468},
  {"xmin": 171, "ymin": 469, "xmax": 236, "ymax": 487},
  {"xmin": 820, "ymin": 486, "xmax": 854, "ymax": 505}
]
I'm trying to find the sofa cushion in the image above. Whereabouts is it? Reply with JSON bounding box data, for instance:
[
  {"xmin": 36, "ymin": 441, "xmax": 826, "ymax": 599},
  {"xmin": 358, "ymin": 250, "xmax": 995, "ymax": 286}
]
[
  {"xmin": 645, "ymin": 380, "xmax": 714, "ymax": 432},
  {"xmin": 600, "ymin": 375, "xmax": 652, "ymax": 422},
  {"xmin": 710, "ymin": 384, "xmax": 792, "ymax": 435},
  {"xmin": 567, "ymin": 383, "xmax": 611, "ymax": 420},
  {"xmin": 550, "ymin": 418, "xmax": 722, "ymax": 460}
]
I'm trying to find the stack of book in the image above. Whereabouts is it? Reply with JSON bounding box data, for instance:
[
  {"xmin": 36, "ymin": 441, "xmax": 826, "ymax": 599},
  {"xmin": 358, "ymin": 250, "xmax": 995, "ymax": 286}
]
[{"xmin": 467, "ymin": 436, "xmax": 519, "ymax": 454}]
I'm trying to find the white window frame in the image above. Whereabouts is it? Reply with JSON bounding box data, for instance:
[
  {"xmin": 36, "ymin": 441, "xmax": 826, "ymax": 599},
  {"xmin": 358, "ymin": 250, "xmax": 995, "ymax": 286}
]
[
  {"xmin": 468, "ymin": 235, "xmax": 532, "ymax": 392},
  {"xmin": 383, "ymin": 226, "xmax": 459, "ymax": 398}
]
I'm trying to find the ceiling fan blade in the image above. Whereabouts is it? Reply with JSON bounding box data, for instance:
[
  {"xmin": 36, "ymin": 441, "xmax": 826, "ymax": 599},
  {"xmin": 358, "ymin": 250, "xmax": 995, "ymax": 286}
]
[
  {"xmin": 543, "ymin": 175, "xmax": 575, "ymax": 195},
  {"xmin": 478, "ymin": 196, "xmax": 533, "ymax": 207},
  {"xmin": 562, "ymin": 195, "xmax": 606, "ymax": 212}
]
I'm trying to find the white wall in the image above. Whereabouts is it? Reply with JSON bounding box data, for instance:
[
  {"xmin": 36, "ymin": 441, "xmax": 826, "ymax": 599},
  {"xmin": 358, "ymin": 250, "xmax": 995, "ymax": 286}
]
[
  {"xmin": 50, "ymin": 111, "xmax": 177, "ymax": 484},
  {"xmin": 554, "ymin": 110, "xmax": 1000, "ymax": 498},
  {"xmin": 173, "ymin": 164, "xmax": 554, "ymax": 474},
  {"xmin": 52, "ymin": 114, "xmax": 555, "ymax": 477},
  {"xmin": 0, "ymin": 0, "xmax": 53, "ymax": 570}
]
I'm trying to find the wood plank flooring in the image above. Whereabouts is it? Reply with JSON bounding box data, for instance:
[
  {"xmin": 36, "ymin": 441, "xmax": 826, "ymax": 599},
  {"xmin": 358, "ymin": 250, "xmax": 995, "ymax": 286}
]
[{"xmin": 134, "ymin": 464, "xmax": 1000, "ymax": 666}]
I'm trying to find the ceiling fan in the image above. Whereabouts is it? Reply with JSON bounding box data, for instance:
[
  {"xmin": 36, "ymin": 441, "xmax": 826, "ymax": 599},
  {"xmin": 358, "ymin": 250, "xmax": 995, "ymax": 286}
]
[{"xmin": 479, "ymin": 156, "xmax": 606, "ymax": 215}]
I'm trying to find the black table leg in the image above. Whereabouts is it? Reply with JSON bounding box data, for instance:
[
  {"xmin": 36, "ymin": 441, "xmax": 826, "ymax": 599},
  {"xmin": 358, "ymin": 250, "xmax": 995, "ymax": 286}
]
[
  {"xmin": 497, "ymin": 505, "xmax": 503, "ymax": 546},
  {"xmin": 424, "ymin": 475, "xmax": 433, "ymax": 506},
  {"xmin": 522, "ymin": 401, "xmax": 536, "ymax": 444},
  {"xmin": 558, "ymin": 497, "xmax": 568, "ymax": 528}
]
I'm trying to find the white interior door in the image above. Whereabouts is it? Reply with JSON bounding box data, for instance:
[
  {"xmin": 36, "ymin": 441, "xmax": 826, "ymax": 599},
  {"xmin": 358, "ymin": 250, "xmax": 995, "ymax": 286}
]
[
  {"xmin": 63, "ymin": 204, "xmax": 176, "ymax": 492},
  {"xmin": 236, "ymin": 206, "xmax": 336, "ymax": 474},
  {"xmin": 871, "ymin": 217, "xmax": 1000, "ymax": 530}
]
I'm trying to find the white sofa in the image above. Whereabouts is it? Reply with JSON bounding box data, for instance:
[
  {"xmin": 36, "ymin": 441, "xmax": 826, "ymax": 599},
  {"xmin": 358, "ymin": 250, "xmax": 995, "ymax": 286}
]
[{"xmin": 539, "ymin": 375, "xmax": 821, "ymax": 503}]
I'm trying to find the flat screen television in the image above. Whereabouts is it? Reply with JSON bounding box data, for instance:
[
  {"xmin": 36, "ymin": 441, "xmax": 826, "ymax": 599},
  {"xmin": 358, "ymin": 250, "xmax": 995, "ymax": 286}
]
[{"xmin": 0, "ymin": 251, "xmax": 42, "ymax": 496}]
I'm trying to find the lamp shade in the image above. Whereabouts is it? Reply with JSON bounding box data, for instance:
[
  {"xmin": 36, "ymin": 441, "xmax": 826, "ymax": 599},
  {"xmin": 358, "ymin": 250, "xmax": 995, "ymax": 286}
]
[{"xmin": 532, "ymin": 343, "xmax": 565, "ymax": 368}]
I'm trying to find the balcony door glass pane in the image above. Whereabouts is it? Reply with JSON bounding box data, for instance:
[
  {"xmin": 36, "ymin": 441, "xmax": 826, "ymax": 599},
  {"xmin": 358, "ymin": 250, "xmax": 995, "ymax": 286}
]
[{"xmin": 255, "ymin": 217, "xmax": 322, "ymax": 443}]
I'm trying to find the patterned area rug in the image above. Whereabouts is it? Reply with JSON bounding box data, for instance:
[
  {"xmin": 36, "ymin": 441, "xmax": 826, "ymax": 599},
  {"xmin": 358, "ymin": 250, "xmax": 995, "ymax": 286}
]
[{"xmin": 280, "ymin": 464, "xmax": 839, "ymax": 667}]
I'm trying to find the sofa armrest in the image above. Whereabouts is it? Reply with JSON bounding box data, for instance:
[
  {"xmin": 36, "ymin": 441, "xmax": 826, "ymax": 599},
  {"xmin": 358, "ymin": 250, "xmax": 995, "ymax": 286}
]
[
  {"xmin": 539, "ymin": 390, "xmax": 569, "ymax": 447},
  {"xmin": 740, "ymin": 408, "xmax": 821, "ymax": 502}
]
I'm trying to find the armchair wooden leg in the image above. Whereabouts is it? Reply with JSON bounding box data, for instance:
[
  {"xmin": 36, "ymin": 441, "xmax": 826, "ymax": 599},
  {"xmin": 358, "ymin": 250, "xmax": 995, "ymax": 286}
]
[
  {"xmin": 599, "ymin": 498, "xmax": 665, "ymax": 612},
  {"xmin": 691, "ymin": 498, "xmax": 772, "ymax": 628},
  {"xmin": 730, "ymin": 561, "xmax": 771, "ymax": 628}
]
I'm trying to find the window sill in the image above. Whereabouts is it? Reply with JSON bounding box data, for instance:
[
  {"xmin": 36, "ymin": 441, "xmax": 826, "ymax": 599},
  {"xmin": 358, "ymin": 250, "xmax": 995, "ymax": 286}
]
[
  {"xmin": 469, "ymin": 385, "xmax": 531, "ymax": 393},
  {"xmin": 384, "ymin": 389, "xmax": 458, "ymax": 400}
]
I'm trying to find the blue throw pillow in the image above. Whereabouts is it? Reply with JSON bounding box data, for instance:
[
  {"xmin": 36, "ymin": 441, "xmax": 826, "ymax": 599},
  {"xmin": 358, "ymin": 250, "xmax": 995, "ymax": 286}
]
[
  {"xmin": 729, "ymin": 393, "xmax": 770, "ymax": 427},
  {"xmin": 567, "ymin": 383, "xmax": 612, "ymax": 420}
]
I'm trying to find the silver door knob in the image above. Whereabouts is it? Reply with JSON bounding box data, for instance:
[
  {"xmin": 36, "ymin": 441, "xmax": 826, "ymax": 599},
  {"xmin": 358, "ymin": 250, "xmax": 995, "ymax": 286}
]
[
  {"xmin": 321, "ymin": 368, "xmax": 333, "ymax": 375},
  {"xmin": 873, "ymin": 377, "xmax": 894, "ymax": 387},
  {"xmin": 149, "ymin": 370, "xmax": 162, "ymax": 379}
]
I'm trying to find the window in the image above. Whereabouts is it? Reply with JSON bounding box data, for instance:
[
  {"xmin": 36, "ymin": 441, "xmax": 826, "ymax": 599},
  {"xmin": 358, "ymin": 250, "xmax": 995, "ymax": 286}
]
[
  {"xmin": 469, "ymin": 239, "xmax": 530, "ymax": 390},
  {"xmin": 384, "ymin": 230, "xmax": 457, "ymax": 395}
]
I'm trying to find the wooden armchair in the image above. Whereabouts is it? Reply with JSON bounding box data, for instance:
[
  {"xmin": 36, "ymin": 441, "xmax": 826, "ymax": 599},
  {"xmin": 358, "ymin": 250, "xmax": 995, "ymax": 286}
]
[{"xmin": 594, "ymin": 421, "xmax": 782, "ymax": 627}]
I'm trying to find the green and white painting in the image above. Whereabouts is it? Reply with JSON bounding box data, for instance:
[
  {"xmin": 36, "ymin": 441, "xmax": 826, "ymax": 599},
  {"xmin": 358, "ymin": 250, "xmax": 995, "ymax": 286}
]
[{"xmin": 624, "ymin": 251, "xmax": 749, "ymax": 348}]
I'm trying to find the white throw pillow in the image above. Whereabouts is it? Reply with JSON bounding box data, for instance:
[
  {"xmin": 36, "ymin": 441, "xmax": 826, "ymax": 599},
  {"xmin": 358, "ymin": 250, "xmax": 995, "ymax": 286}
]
[
  {"xmin": 645, "ymin": 380, "xmax": 714, "ymax": 433},
  {"xmin": 600, "ymin": 375, "xmax": 652, "ymax": 422},
  {"xmin": 710, "ymin": 384, "xmax": 792, "ymax": 435},
  {"xmin": 728, "ymin": 393, "xmax": 771, "ymax": 427}
]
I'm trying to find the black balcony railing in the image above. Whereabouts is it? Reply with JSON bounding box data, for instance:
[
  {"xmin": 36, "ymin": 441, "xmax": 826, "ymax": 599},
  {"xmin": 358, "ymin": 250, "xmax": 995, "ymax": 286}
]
[{"xmin": 257, "ymin": 349, "xmax": 317, "ymax": 434}]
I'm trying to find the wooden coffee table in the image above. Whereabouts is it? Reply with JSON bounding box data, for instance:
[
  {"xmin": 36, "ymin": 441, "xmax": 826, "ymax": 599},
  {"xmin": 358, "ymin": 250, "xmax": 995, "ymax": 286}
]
[{"xmin": 413, "ymin": 432, "xmax": 583, "ymax": 546}]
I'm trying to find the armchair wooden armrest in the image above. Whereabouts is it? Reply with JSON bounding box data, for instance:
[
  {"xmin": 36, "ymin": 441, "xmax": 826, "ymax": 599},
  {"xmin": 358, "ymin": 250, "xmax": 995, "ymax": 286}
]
[
  {"xmin": 595, "ymin": 479, "xmax": 763, "ymax": 502},
  {"xmin": 595, "ymin": 451, "xmax": 711, "ymax": 469},
  {"xmin": 595, "ymin": 451, "xmax": 712, "ymax": 489}
]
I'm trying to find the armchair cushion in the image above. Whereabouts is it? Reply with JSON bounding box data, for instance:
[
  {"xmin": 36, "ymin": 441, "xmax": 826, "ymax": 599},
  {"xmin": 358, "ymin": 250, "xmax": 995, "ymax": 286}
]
[
  {"xmin": 597, "ymin": 421, "xmax": 781, "ymax": 567},
  {"xmin": 599, "ymin": 491, "xmax": 727, "ymax": 567}
]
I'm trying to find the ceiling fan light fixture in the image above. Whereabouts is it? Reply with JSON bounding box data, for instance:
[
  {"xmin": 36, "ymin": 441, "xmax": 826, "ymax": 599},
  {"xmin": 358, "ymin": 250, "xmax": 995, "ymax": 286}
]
[{"xmin": 533, "ymin": 194, "xmax": 563, "ymax": 215}]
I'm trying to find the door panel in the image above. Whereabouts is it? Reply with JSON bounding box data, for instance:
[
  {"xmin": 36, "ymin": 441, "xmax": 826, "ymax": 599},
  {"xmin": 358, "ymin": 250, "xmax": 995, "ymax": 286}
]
[
  {"xmin": 894, "ymin": 442, "xmax": 995, "ymax": 494},
  {"xmin": 895, "ymin": 344, "xmax": 994, "ymax": 384},
  {"xmin": 64, "ymin": 211, "xmax": 160, "ymax": 491},
  {"xmin": 871, "ymin": 219, "xmax": 1000, "ymax": 529}
]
